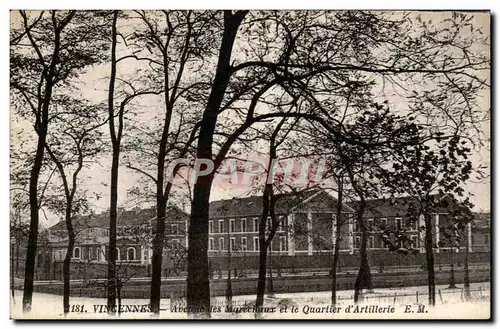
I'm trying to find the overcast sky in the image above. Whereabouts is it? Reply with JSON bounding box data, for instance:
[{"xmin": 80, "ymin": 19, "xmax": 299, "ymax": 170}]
[{"xmin": 10, "ymin": 11, "xmax": 490, "ymax": 228}]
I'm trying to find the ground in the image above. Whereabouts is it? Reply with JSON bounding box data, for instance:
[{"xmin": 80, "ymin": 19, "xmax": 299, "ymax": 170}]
[{"xmin": 10, "ymin": 282, "xmax": 490, "ymax": 320}]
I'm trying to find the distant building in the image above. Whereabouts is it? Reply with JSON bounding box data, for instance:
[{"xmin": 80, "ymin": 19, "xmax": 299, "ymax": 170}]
[
  {"xmin": 40, "ymin": 190, "xmax": 490, "ymax": 279},
  {"xmin": 471, "ymin": 212, "xmax": 490, "ymax": 253},
  {"xmin": 207, "ymin": 189, "xmax": 354, "ymax": 257},
  {"xmin": 47, "ymin": 205, "xmax": 188, "ymax": 266}
]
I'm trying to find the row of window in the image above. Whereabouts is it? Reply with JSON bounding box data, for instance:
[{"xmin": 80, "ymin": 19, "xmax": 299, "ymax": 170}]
[
  {"xmin": 208, "ymin": 236, "xmax": 287, "ymax": 252},
  {"xmin": 79, "ymin": 228, "xmax": 109, "ymax": 239},
  {"xmin": 71, "ymin": 246, "xmax": 138, "ymax": 261},
  {"xmin": 78, "ymin": 225, "xmax": 184, "ymax": 239},
  {"xmin": 353, "ymin": 217, "xmax": 419, "ymax": 232},
  {"xmin": 209, "ymin": 217, "xmax": 287, "ymax": 234}
]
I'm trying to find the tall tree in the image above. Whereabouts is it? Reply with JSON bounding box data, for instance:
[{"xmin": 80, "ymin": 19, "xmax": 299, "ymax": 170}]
[
  {"xmin": 105, "ymin": 10, "xmax": 164, "ymax": 310},
  {"xmin": 122, "ymin": 10, "xmax": 217, "ymax": 313},
  {"xmin": 186, "ymin": 11, "xmax": 248, "ymax": 316},
  {"xmin": 10, "ymin": 10, "xmax": 110, "ymax": 311},
  {"xmin": 180, "ymin": 10, "xmax": 488, "ymax": 314},
  {"xmin": 43, "ymin": 99, "xmax": 106, "ymax": 313},
  {"xmin": 382, "ymin": 134, "xmax": 474, "ymax": 306},
  {"xmin": 106, "ymin": 10, "xmax": 120, "ymax": 310}
]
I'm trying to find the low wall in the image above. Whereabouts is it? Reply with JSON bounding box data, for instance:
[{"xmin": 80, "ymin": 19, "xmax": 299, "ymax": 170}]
[
  {"xmin": 32, "ymin": 267, "xmax": 490, "ymax": 299},
  {"xmin": 31, "ymin": 251, "xmax": 490, "ymax": 281},
  {"xmin": 208, "ymin": 251, "xmax": 490, "ymax": 273},
  {"xmin": 47, "ymin": 260, "xmax": 149, "ymax": 281}
]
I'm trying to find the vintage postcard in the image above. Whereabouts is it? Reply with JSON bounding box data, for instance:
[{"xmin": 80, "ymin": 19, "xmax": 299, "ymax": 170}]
[{"xmin": 10, "ymin": 9, "xmax": 490, "ymax": 320}]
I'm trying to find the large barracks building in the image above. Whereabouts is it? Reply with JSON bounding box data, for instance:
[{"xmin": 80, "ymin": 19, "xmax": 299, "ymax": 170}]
[{"xmin": 34, "ymin": 189, "xmax": 489, "ymax": 279}]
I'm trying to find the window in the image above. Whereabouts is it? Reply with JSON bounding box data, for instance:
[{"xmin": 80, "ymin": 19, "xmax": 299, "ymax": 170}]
[
  {"xmin": 72, "ymin": 247, "xmax": 81, "ymax": 259},
  {"xmin": 230, "ymin": 219, "xmax": 235, "ymax": 233},
  {"xmin": 143, "ymin": 248, "xmax": 149, "ymax": 260},
  {"xmin": 209, "ymin": 238, "xmax": 214, "ymax": 251},
  {"xmin": 230, "ymin": 237, "xmax": 236, "ymax": 251},
  {"xmin": 280, "ymin": 216, "xmax": 287, "ymax": 231},
  {"xmin": 241, "ymin": 218, "xmax": 247, "ymax": 233},
  {"xmin": 279, "ymin": 236, "xmax": 287, "ymax": 251},
  {"xmin": 411, "ymin": 235, "xmax": 419, "ymax": 248},
  {"xmin": 367, "ymin": 218, "xmax": 374, "ymax": 231},
  {"xmin": 96, "ymin": 247, "xmax": 101, "ymax": 261},
  {"xmin": 267, "ymin": 216, "xmax": 272, "ymax": 230},
  {"xmin": 209, "ymin": 221, "xmax": 214, "ymax": 234},
  {"xmin": 369, "ymin": 236, "xmax": 375, "ymax": 249},
  {"xmin": 171, "ymin": 224, "xmax": 178, "ymax": 235},
  {"xmin": 354, "ymin": 236, "xmax": 360, "ymax": 249},
  {"xmin": 219, "ymin": 237, "xmax": 225, "ymax": 251},
  {"xmin": 116, "ymin": 247, "xmax": 120, "ymax": 261},
  {"xmin": 380, "ymin": 218, "xmax": 387, "ymax": 230},
  {"xmin": 88, "ymin": 248, "xmax": 93, "ymax": 260},
  {"xmin": 253, "ymin": 218, "xmax": 259, "ymax": 232},
  {"xmin": 254, "ymin": 237, "xmax": 260, "ymax": 251},
  {"xmin": 241, "ymin": 237, "xmax": 247, "ymax": 251},
  {"xmin": 127, "ymin": 247, "xmax": 136, "ymax": 261},
  {"xmin": 395, "ymin": 218, "xmax": 402, "ymax": 230},
  {"xmin": 353, "ymin": 220, "xmax": 359, "ymax": 232},
  {"xmin": 219, "ymin": 220, "xmax": 225, "ymax": 233},
  {"xmin": 412, "ymin": 219, "xmax": 419, "ymax": 231}
]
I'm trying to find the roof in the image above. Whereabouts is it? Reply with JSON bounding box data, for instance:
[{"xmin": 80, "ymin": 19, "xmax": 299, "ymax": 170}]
[
  {"xmin": 350, "ymin": 195, "xmax": 462, "ymax": 218},
  {"xmin": 209, "ymin": 189, "xmax": 353, "ymax": 218},
  {"xmin": 48, "ymin": 205, "xmax": 189, "ymax": 231},
  {"xmin": 472, "ymin": 212, "xmax": 490, "ymax": 229}
]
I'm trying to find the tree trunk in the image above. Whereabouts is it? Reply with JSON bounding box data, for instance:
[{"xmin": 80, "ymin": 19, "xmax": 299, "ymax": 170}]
[
  {"xmin": 150, "ymin": 189, "xmax": 168, "ymax": 313},
  {"xmin": 463, "ymin": 224, "xmax": 471, "ymax": 301},
  {"xmin": 63, "ymin": 229, "xmax": 75, "ymax": 314},
  {"xmin": 22, "ymin": 132, "xmax": 46, "ymax": 312},
  {"xmin": 267, "ymin": 249, "xmax": 274, "ymax": 296},
  {"xmin": 448, "ymin": 246, "xmax": 456, "ymax": 288},
  {"xmin": 186, "ymin": 11, "xmax": 246, "ymax": 317},
  {"xmin": 226, "ymin": 230, "xmax": 232, "ymax": 307},
  {"xmin": 255, "ymin": 245, "xmax": 267, "ymax": 319},
  {"xmin": 107, "ymin": 11, "xmax": 119, "ymax": 312},
  {"xmin": 331, "ymin": 176, "xmax": 343, "ymax": 305},
  {"xmin": 117, "ymin": 279, "xmax": 122, "ymax": 315},
  {"xmin": 424, "ymin": 212, "xmax": 436, "ymax": 306},
  {"xmin": 16, "ymin": 239, "xmax": 20, "ymax": 275},
  {"xmin": 354, "ymin": 197, "xmax": 372, "ymax": 303},
  {"xmin": 107, "ymin": 144, "xmax": 119, "ymax": 311},
  {"xmin": 225, "ymin": 268, "xmax": 232, "ymax": 307},
  {"xmin": 11, "ymin": 242, "xmax": 15, "ymax": 304},
  {"xmin": 186, "ymin": 176, "xmax": 212, "ymax": 317}
]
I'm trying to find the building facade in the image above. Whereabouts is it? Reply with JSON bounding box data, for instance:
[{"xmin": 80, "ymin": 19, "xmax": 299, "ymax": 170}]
[
  {"xmin": 207, "ymin": 190, "xmax": 354, "ymax": 257},
  {"xmin": 40, "ymin": 190, "xmax": 490, "ymax": 279},
  {"xmin": 47, "ymin": 205, "xmax": 188, "ymax": 267}
]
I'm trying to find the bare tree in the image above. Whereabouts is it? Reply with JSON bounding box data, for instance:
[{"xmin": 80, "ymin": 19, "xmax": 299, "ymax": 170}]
[
  {"xmin": 10, "ymin": 10, "xmax": 110, "ymax": 311},
  {"xmin": 184, "ymin": 11, "xmax": 488, "ymax": 315},
  {"xmin": 121, "ymin": 10, "xmax": 217, "ymax": 313},
  {"xmin": 105, "ymin": 11, "xmax": 165, "ymax": 310},
  {"xmin": 43, "ymin": 99, "xmax": 106, "ymax": 313}
]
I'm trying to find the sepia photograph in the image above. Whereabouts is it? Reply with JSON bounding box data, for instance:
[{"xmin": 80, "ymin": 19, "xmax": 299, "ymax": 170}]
[{"xmin": 8, "ymin": 9, "xmax": 490, "ymax": 320}]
